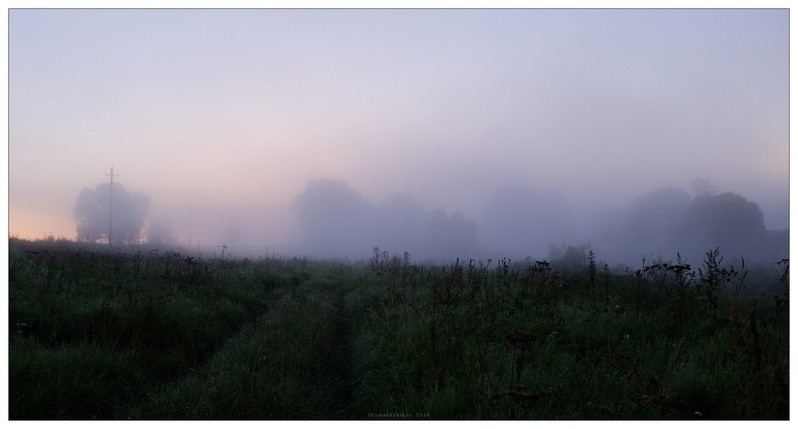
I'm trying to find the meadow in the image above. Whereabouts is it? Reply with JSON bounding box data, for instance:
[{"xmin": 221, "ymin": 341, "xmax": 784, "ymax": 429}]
[{"xmin": 8, "ymin": 237, "xmax": 789, "ymax": 419}]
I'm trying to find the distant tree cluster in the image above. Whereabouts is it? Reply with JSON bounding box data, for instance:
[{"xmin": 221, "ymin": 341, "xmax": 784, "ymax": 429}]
[
  {"xmin": 292, "ymin": 178, "xmax": 786, "ymax": 264},
  {"xmin": 73, "ymin": 176, "xmax": 787, "ymax": 265},
  {"xmin": 74, "ymin": 183, "xmax": 176, "ymax": 247},
  {"xmin": 146, "ymin": 216, "xmax": 177, "ymax": 247},
  {"xmin": 595, "ymin": 187, "xmax": 784, "ymax": 265},
  {"xmin": 294, "ymin": 179, "xmax": 480, "ymax": 260},
  {"xmin": 74, "ymin": 183, "xmax": 150, "ymax": 245}
]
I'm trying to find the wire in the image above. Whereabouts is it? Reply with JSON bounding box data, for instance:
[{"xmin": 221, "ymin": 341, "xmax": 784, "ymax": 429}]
[
  {"xmin": 9, "ymin": 133, "xmax": 101, "ymax": 171},
  {"xmin": 9, "ymin": 140, "xmax": 100, "ymax": 175},
  {"xmin": 9, "ymin": 124, "xmax": 109, "ymax": 169}
]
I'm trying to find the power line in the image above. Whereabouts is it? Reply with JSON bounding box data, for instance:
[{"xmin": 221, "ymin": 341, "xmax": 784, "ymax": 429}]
[
  {"xmin": 9, "ymin": 124, "xmax": 108, "ymax": 167},
  {"xmin": 9, "ymin": 124, "xmax": 108, "ymax": 168},
  {"xmin": 9, "ymin": 140, "xmax": 99, "ymax": 175},
  {"xmin": 9, "ymin": 133, "xmax": 106, "ymax": 172},
  {"xmin": 106, "ymin": 166, "xmax": 119, "ymax": 246}
]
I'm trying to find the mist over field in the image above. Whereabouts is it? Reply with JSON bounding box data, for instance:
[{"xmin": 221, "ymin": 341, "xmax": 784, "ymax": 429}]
[
  {"xmin": 8, "ymin": 9, "xmax": 789, "ymax": 267},
  {"xmin": 7, "ymin": 8, "xmax": 792, "ymax": 421},
  {"xmin": 285, "ymin": 178, "xmax": 788, "ymax": 266}
]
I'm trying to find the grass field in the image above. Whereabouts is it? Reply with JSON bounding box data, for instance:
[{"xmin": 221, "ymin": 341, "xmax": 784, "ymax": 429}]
[{"xmin": 8, "ymin": 237, "xmax": 789, "ymax": 419}]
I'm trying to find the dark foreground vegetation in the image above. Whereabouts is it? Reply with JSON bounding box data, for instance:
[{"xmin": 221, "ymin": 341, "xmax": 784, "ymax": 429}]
[{"xmin": 9, "ymin": 238, "xmax": 789, "ymax": 419}]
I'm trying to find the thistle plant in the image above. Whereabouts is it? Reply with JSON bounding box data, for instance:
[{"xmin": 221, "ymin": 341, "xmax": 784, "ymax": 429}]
[
  {"xmin": 697, "ymin": 248, "xmax": 737, "ymax": 317},
  {"xmin": 587, "ymin": 246, "xmax": 597, "ymax": 290}
]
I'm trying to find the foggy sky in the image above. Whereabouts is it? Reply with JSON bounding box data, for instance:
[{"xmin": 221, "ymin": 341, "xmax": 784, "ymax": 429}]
[{"xmin": 8, "ymin": 8, "xmax": 789, "ymax": 263}]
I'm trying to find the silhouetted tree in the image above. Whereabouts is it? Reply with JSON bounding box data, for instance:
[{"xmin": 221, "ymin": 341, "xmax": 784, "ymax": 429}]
[
  {"xmin": 293, "ymin": 179, "xmax": 483, "ymax": 260},
  {"xmin": 74, "ymin": 182, "xmax": 149, "ymax": 245},
  {"xmin": 615, "ymin": 187, "xmax": 692, "ymax": 259},
  {"xmin": 680, "ymin": 192, "xmax": 766, "ymax": 258},
  {"xmin": 146, "ymin": 216, "xmax": 176, "ymax": 246},
  {"xmin": 373, "ymin": 193, "xmax": 428, "ymax": 253},
  {"xmin": 689, "ymin": 177, "xmax": 720, "ymax": 198},
  {"xmin": 427, "ymin": 208, "xmax": 480, "ymax": 258},
  {"xmin": 294, "ymin": 179, "xmax": 375, "ymax": 257},
  {"xmin": 548, "ymin": 243, "xmax": 588, "ymax": 269}
]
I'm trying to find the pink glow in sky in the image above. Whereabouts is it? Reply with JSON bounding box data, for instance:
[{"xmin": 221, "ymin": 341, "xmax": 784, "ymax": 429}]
[{"xmin": 8, "ymin": 8, "xmax": 789, "ymax": 260}]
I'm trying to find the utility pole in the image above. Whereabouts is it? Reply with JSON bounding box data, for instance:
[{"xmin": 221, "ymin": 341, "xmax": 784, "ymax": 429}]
[
  {"xmin": 188, "ymin": 202, "xmax": 192, "ymax": 248},
  {"xmin": 105, "ymin": 166, "xmax": 119, "ymax": 246}
]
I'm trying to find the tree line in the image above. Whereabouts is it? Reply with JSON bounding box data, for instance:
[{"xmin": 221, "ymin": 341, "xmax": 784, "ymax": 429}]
[{"xmin": 72, "ymin": 179, "xmax": 787, "ymax": 265}]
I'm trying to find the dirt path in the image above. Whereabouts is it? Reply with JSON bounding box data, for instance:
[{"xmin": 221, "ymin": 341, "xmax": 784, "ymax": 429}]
[{"xmin": 316, "ymin": 285, "xmax": 359, "ymax": 418}]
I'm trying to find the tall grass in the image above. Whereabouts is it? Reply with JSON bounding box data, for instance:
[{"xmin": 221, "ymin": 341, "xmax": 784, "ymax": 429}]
[
  {"xmin": 8, "ymin": 238, "xmax": 788, "ymax": 419},
  {"xmin": 345, "ymin": 248, "xmax": 788, "ymax": 419},
  {"xmin": 9, "ymin": 238, "xmax": 286, "ymax": 418},
  {"xmin": 134, "ymin": 274, "xmax": 356, "ymax": 419}
]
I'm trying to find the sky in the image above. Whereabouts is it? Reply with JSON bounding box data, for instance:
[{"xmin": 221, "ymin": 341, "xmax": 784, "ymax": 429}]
[{"xmin": 7, "ymin": 8, "xmax": 790, "ymax": 260}]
